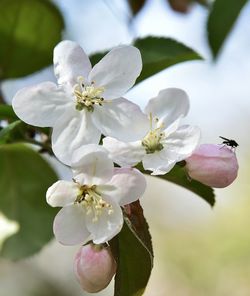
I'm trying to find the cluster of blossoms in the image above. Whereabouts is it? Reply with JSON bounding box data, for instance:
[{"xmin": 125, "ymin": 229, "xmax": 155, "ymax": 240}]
[{"xmin": 12, "ymin": 40, "xmax": 238, "ymax": 292}]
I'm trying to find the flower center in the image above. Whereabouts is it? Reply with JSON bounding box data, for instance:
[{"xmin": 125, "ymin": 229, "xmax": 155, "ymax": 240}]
[
  {"xmin": 75, "ymin": 184, "xmax": 113, "ymax": 222},
  {"xmin": 74, "ymin": 76, "xmax": 105, "ymax": 112},
  {"xmin": 142, "ymin": 114, "xmax": 165, "ymax": 154}
]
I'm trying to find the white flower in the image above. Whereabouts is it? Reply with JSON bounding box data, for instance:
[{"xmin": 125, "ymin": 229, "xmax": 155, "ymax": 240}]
[
  {"xmin": 12, "ymin": 40, "xmax": 148, "ymax": 165},
  {"xmin": 46, "ymin": 144, "xmax": 146, "ymax": 245},
  {"xmin": 103, "ymin": 88, "xmax": 201, "ymax": 175}
]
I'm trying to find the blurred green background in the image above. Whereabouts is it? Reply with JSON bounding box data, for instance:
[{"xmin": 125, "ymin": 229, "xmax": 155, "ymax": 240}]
[{"xmin": 1, "ymin": 0, "xmax": 250, "ymax": 295}]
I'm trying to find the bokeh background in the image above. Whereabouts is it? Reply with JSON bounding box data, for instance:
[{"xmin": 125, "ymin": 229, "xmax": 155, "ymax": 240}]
[{"xmin": 1, "ymin": 0, "xmax": 250, "ymax": 295}]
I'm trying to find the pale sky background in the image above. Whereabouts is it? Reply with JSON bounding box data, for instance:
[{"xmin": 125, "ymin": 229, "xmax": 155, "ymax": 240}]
[{"xmin": 1, "ymin": 1, "xmax": 250, "ymax": 295}]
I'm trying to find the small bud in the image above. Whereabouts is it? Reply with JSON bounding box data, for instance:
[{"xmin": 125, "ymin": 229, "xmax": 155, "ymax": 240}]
[
  {"xmin": 185, "ymin": 144, "xmax": 239, "ymax": 188},
  {"xmin": 74, "ymin": 243, "xmax": 117, "ymax": 293}
]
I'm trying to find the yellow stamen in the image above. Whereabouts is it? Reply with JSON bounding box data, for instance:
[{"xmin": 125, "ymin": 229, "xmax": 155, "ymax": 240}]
[
  {"xmin": 142, "ymin": 113, "xmax": 165, "ymax": 154},
  {"xmin": 74, "ymin": 76, "xmax": 106, "ymax": 112},
  {"xmin": 75, "ymin": 184, "xmax": 113, "ymax": 222}
]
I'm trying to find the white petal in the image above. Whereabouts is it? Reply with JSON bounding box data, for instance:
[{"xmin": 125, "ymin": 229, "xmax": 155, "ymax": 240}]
[
  {"xmin": 54, "ymin": 40, "xmax": 92, "ymax": 87},
  {"xmin": 103, "ymin": 137, "xmax": 145, "ymax": 167},
  {"xmin": 71, "ymin": 144, "xmax": 114, "ymax": 185},
  {"xmin": 99, "ymin": 168, "xmax": 146, "ymax": 206},
  {"xmin": 12, "ymin": 82, "xmax": 71, "ymax": 127},
  {"xmin": 86, "ymin": 198, "xmax": 123, "ymax": 244},
  {"xmin": 142, "ymin": 152, "xmax": 176, "ymax": 175},
  {"xmin": 89, "ymin": 46, "xmax": 142, "ymax": 99},
  {"xmin": 92, "ymin": 98, "xmax": 149, "ymax": 141},
  {"xmin": 145, "ymin": 88, "xmax": 190, "ymax": 128},
  {"xmin": 142, "ymin": 125, "xmax": 200, "ymax": 175},
  {"xmin": 52, "ymin": 108, "xmax": 101, "ymax": 165},
  {"xmin": 164, "ymin": 117, "xmax": 181, "ymax": 136},
  {"xmin": 53, "ymin": 204, "xmax": 91, "ymax": 246},
  {"xmin": 163, "ymin": 125, "xmax": 201, "ymax": 160},
  {"xmin": 46, "ymin": 180, "xmax": 79, "ymax": 207}
]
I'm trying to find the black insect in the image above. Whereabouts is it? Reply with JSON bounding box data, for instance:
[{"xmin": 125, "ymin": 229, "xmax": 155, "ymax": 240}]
[{"xmin": 219, "ymin": 136, "xmax": 239, "ymax": 149}]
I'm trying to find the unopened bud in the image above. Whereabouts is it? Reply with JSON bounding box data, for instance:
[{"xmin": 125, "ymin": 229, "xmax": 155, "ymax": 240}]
[
  {"xmin": 185, "ymin": 144, "xmax": 239, "ymax": 188},
  {"xmin": 74, "ymin": 243, "xmax": 117, "ymax": 293}
]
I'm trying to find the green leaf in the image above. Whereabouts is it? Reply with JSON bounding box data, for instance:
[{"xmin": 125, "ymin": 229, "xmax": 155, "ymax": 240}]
[
  {"xmin": 0, "ymin": 0, "xmax": 64, "ymax": 79},
  {"xmin": 0, "ymin": 104, "xmax": 18, "ymax": 120},
  {"xmin": 0, "ymin": 120, "xmax": 23, "ymax": 144},
  {"xmin": 134, "ymin": 37, "xmax": 203, "ymax": 83},
  {"xmin": 0, "ymin": 144, "xmax": 58, "ymax": 259},
  {"xmin": 137, "ymin": 163, "xmax": 215, "ymax": 207},
  {"xmin": 110, "ymin": 201, "xmax": 153, "ymax": 296},
  {"xmin": 90, "ymin": 37, "xmax": 203, "ymax": 85},
  {"xmin": 207, "ymin": 0, "xmax": 248, "ymax": 58}
]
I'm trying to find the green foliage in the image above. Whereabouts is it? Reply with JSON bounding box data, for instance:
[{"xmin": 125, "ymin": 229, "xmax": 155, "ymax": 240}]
[
  {"xmin": 0, "ymin": 120, "xmax": 23, "ymax": 144},
  {"xmin": 0, "ymin": 144, "xmax": 58, "ymax": 259},
  {"xmin": 0, "ymin": 104, "xmax": 18, "ymax": 120},
  {"xmin": 138, "ymin": 163, "xmax": 215, "ymax": 207},
  {"xmin": 90, "ymin": 36, "xmax": 203, "ymax": 85},
  {"xmin": 110, "ymin": 201, "xmax": 153, "ymax": 296},
  {"xmin": 207, "ymin": 0, "xmax": 248, "ymax": 58},
  {"xmin": 134, "ymin": 37, "xmax": 203, "ymax": 83},
  {"xmin": 0, "ymin": 0, "xmax": 64, "ymax": 79}
]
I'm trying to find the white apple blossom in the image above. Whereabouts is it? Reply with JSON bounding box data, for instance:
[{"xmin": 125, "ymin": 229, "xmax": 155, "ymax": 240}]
[
  {"xmin": 103, "ymin": 88, "xmax": 201, "ymax": 175},
  {"xmin": 46, "ymin": 144, "xmax": 146, "ymax": 245},
  {"xmin": 12, "ymin": 40, "xmax": 148, "ymax": 165}
]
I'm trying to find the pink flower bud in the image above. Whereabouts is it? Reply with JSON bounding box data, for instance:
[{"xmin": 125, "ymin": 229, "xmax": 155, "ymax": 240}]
[
  {"xmin": 74, "ymin": 243, "xmax": 117, "ymax": 293},
  {"xmin": 185, "ymin": 144, "xmax": 239, "ymax": 188}
]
